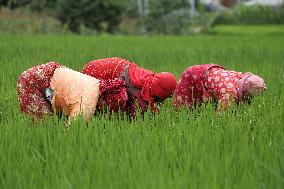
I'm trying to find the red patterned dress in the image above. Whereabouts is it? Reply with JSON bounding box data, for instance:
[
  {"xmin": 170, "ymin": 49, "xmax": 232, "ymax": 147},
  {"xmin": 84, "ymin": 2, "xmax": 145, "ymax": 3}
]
[
  {"xmin": 173, "ymin": 64, "xmax": 223, "ymax": 108},
  {"xmin": 203, "ymin": 67, "xmax": 246, "ymax": 111},
  {"xmin": 174, "ymin": 64, "xmax": 248, "ymax": 111},
  {"xmin": 17, "ymin": 62, "xmax": 61, "ymax": 118}
]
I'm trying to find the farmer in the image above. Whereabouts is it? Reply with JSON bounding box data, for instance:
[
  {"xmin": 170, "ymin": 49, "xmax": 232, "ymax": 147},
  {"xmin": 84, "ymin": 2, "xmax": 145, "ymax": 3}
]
[
  {"xmin": 173, "ymin": 64, "xmax": 267, "ymax": 112},
  {"xmin": 17, "ymin": 62, "xmax": 128, "ymax": 123},
  {"xmin": 82, "ymin": 57, "xmax": 177, "ymax": 115}
]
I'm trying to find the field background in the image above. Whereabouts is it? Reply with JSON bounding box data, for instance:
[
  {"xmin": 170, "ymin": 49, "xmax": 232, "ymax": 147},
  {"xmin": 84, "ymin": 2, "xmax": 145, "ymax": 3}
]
[{"xmin": 0, "ymin": 25, "xmax": 283, "ymax": 188}]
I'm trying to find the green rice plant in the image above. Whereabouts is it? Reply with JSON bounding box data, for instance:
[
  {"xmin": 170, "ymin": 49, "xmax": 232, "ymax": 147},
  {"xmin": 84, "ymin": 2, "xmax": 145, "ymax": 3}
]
[{"xmin": 0, "ymin": 25, "xmax": 283, "ymax": 189}]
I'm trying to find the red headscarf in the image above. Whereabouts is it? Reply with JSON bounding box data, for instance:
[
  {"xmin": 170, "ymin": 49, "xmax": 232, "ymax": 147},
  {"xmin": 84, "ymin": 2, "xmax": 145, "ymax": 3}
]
[
  {"xmin": 128, "ymin": 63, "xmax": 177, "ymax": 110},
  {"xmin": 151, "ymin": 72, "xmax": 177, "ymax": 99}
]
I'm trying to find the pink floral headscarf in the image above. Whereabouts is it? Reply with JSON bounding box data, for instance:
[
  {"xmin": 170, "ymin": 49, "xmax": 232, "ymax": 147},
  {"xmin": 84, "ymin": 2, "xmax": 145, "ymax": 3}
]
[{"xmin": 238, "ymin": 73, "xmax": 266, "ymax": 100}]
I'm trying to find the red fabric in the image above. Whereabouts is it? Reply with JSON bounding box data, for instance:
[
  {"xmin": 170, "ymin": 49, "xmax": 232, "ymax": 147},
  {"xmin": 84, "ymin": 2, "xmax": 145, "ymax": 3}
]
[
  {"xmin": 151, "ymin": 72, "xmax": 177, "ymax": 99},
  {"xmin": 99, "ymin": 78, "xmax": 128, "ymax": 112},
  {"xmin": 82, "ymin": 57, "xmax": 132, "ymax": 80},
  {"xmin": 129, "ymin": 64, "xmax": 177, "ymax": 110},
  {"xmin": 204, "ymin": 67, "xmax": 245, "ymax": 111},
  {"xmin": 82, "ymin": 57, "xmax": 177, "ymax": 113},
  {"xmin": 17, "ymin": 62, "xmax": 61, "ymax": 118},
  {"xmin": 128, "ymin": 63, "xmax": 154, "ymax": 103},
  {"xmin": 173, "ymin": 64, "xmax": 223, "ymax": 108}
]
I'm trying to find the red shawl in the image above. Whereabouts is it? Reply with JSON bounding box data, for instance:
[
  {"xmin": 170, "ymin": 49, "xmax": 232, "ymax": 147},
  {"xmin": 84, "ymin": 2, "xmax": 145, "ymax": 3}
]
[
  {"xmin": 129, "ymin": 63, "xmax": 177, "ymax": 110},
  {"xmin": 82, "ymin": 57, "xmax": 131, "ymax": 80}
]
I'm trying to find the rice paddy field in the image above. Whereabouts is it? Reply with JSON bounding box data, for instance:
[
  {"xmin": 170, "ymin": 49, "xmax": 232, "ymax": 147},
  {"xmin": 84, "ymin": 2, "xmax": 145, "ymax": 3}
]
[{"xmin": 0, "ymin": 25, "xmax": 283, "ymax": 189}]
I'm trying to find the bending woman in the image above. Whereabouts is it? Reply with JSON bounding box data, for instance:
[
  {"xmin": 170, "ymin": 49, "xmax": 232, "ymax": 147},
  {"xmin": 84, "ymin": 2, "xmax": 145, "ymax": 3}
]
[
  {"xmin": 17, "ymin": 62, "xmax": 128, "ymax": 122},
  {"xmin": 82, "ymin": 57, "xmax": 177, "ymax": 115},
  {"xmin": 173, "ymin": 64, "xmax": 267, "ymax": 112}
]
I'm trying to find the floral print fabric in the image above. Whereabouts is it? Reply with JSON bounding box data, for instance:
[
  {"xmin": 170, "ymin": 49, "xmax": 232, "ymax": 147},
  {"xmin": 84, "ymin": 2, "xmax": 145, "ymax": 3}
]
[
  {"xmin": 173, "ymin": 64, "xmax": 223, "ymax": 108},
  {"xmin": 203, "ymin": 67, "xmax": 245, "ymax": 110},
  {"xmin": 17, "ymin": 62, "xmax": 61, "ymax": 118},
  {"xmin": 174, "ymin": 64, "xmax": 249, "ymax": 111}
]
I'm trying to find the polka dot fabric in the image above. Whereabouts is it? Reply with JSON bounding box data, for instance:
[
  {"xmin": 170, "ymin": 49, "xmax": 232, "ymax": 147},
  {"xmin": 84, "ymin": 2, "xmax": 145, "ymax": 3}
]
[
  {"xmin": 204, "ymin": 67, "xmax": 245, "ymax": 110},
  {"xmin": 17, "ymin": 62, "xmax": 61, "ymax": 118},
  {"xmin": 82, "ymin": 57, "xmax": 132, "ymax": 80},
  {"xmin": 173, "ymin": 64, "xmax": 223, "ymax": 108},
  {"xmin": 99, "ymin": 78, "xmax": 128, "ymax": 112}
]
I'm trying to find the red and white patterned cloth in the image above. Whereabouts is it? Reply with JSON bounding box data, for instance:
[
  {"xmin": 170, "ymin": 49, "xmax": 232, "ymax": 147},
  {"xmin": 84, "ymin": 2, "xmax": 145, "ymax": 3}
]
[
  {"xmin": 99, "ymin": 78, "xmax": 128, "ymax": 112},
  {"xmin": 82, "ymin": 57, "xmax": 131, "ymax": 80},
  {"xmin": 174, "ymin": 64, "xmax": 265, "ymax": 111},
  {"xmin": 17, "ymin": 62, "xmax": 61, "ymax": 118},
  {"xmin": 173, "ymin": 64, "xmax": 223, "ymax": 108},
  {"xmin": 203, "ymin": 67, "xmax": 246, "ymax": 111}
]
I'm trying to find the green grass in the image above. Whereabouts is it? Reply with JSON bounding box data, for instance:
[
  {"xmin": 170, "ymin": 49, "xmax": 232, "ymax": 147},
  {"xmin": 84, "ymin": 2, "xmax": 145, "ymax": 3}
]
[
  {"xmin": 208, "ymin": 25, "xmax": 284, "ymax": 35},
  {"xmin": 0, "ymin": 26, "xmax": 284, "ymax": 189}
]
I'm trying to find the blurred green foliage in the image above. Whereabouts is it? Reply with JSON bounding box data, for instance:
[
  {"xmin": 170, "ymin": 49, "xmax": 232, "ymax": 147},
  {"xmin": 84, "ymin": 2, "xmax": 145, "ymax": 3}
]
[
  {"xmin": 0, "ymin": 0, "xmax": 284, "ymax": 34},
  {"xmin": 145, "ymin": 0, "xmax": 191, "ymax": 34},
  {"xmin": 56, "ymin": 0, "xmax": 125, "ymax": 34},
  {"xmin": 213, "ymin": 5, "xmax": 284, "ymax": 25},
  {"xmin": 0, "ymin": 0, "xmax": 31, "ymax": 9}
]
